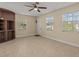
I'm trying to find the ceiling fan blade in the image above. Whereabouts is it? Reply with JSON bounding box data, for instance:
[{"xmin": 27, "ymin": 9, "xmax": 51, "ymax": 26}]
[
  {"xmin": 32, "ymin": 2, "xmax": 39, "ymax": 6},
  {"xmin": 35, "ymin": 2, "xmax": 39, "ymax": 4},
  {"xmin": 37, "ymin": 9, "xmax": 40, "ymax": 12},
  {"xmin": 38, "ymin": 7, "xmax": 47, "ymax": 9},
  {"xmin": 29, "ymin": 9, "xmax": 34, "ymax": 11},
  {"xmin": 24, "ymin": 5, "xmax": 33, "ymax": 7}
]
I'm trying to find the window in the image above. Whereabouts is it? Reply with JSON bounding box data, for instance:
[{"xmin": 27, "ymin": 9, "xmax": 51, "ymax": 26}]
[
  {"xmin": 46, "ymin": 16, "xmax": 54, "ymax": 31},
  {"xmin": 63, "ymin": 11, "xmax": 79, "ymax": 32}
]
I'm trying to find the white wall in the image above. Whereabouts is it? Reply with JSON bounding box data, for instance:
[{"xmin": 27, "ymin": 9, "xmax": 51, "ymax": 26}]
[
  {"xmin": 37, "ymin": 3, "xmax": 79, "ymax": 47},
  {"xmin": 15, "ymin": 14, "xmax": 36, "ymax": 38},
  {"xmin": 15, "ymin": 3, "xmax": 79, "ymax": 47}
]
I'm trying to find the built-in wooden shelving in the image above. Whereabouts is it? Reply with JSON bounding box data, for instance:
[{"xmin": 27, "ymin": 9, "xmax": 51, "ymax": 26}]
[{"xmin": 0, "ymin": 8, "xmax": 15, "ymax": 43}]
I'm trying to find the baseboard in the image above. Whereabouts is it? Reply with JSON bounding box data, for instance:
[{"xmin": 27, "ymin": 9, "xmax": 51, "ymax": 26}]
[
  {"xmin": 16, "ymin": 34, "xmax": 36, "ymax": 39},
  {"xmin": 41, "ymin": 34, "xmax": 79, "ymax": 48}
]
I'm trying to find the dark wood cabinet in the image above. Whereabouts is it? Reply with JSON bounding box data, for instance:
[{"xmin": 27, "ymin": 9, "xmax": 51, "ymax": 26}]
[
  {"xmin": 0, "ymin": 20, "xmax": 4, "ymax": 30},
  {"xmin": 7, "ymin": 31, "xmax": 15, "ymax": 41},
  {"xmin": 0, "ymin": 31, "xmax": 6, "ymax": 43},
  {"xmin": 7, "ymin": 21, "xmax": 14, "ymax": 30},
  {"xmin": 0, "ymin": 8, "xmax": 15, "ymax": 43}
]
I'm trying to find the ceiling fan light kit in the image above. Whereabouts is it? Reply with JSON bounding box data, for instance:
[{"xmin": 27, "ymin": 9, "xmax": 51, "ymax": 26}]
[
  {"xmin": 34, "ymin": 8, "xmax": 38, "ymax": 10},
  {"xmin": 25, "ymin": 2, "xmax": 47, "ymax": 12}
]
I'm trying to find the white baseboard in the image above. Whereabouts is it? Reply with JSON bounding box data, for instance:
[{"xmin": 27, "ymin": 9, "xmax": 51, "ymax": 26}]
[
  {"xmin": 16, "ymin": 34, "xmax": 36, "ymax": 39},
  {"xmin": 41, "ymin": 34, "xmax": 79, "ymax": 48}
]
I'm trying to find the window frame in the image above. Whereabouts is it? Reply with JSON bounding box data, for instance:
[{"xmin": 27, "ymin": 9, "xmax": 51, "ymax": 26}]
[
  {"xmin": 46, "ymin": 16, "xmax": 54, "ymax": 31},
  {"xmin": 62, "ymin": 11, "xmax": 79, "ymax": 32}
]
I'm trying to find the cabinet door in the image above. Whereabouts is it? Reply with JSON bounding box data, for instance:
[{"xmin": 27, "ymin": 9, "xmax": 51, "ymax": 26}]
[
  {"xmin": 7, "ymin": 31, "xmax": 15, "ymax": 41},
  {"xmin": 0, "ymin": 32, "xmax": 5, "ymax": 43},
  {"xmin": 0, "ymin": 10, "xmax": 2, "ymax": 17}
]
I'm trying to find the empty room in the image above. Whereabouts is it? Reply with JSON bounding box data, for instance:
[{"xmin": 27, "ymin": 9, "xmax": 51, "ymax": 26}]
[{"xmin": 0, "ymin": 1, "xmax": 79, "ymax": 57}]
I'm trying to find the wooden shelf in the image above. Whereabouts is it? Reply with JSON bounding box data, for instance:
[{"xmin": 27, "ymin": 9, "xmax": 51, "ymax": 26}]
[
  {"xmin": 7, "ymin": 30, "xmax": 14, "ymax": 31},
  {"xmin": 0, "ymin": 31, "xmax": 4, "ymax": 32}
]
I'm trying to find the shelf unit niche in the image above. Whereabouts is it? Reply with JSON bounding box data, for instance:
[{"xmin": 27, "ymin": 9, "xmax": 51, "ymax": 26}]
[{"xmin": 0, "ymin": 8, "xmax": 15, "ymax": 43}]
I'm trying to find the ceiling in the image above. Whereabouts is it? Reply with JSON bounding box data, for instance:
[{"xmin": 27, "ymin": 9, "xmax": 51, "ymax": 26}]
[{"xmin": 0, "ymin": 2, "xmax": 77, "ymax": 16}]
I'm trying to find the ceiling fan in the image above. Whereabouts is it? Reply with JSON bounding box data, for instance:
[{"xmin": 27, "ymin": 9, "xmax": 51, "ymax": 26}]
[{"xmin": 24, "ymin": 2, "xmax": 47, "ymax": 12}]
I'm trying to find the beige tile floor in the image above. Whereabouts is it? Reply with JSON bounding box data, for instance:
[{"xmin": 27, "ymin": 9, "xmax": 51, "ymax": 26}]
[{"xmin": 0, "ymin": 36, "xmax": 79, "ymax": 57}]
